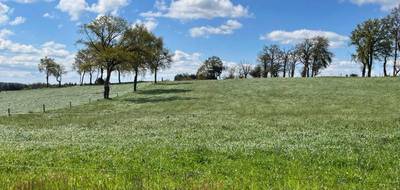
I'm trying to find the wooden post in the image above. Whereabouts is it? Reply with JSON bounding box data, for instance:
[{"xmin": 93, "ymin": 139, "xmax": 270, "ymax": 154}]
[
  {"xmin": 69, "ymin": 102, "xmax": 72, "ymax": 109},
  {"xmin": 89, "ymin": 98, "xmax": 91, "ymax": 103},
  {"xmin": 117, "ymin": 93, "xmax": 119, "ymax": 97},
  {"xmin": 43, "ymin": 104, "xmax": 46, "ymax": 113},
  {"xmin": 7, "ymin": 108, "xmax": 10, "ymax": 117}
]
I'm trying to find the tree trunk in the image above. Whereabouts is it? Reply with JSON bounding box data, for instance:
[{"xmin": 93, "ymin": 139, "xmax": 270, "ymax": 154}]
[
  {"xmin": 368, "ymin": 54, "xmax": 373, "ymax": 78},
  {"xmin": 100, "ymin": 68, "xmax": 104, "ymax": 80},
  {"xmin": 118, "ymin": 69, "xmax": 121, "ymax": 84},
  {"xmin": 46, "ymin": 73, "xmax": 49, "ymax": 87},
  {"xmin": 383, "ymin": 56, "xmax": 388, "ymax": 77},
  {"xmin": 104, "ymin": 69, "xmax": 112, "ymax": 99},
  {"xmin": 302, "ymin": 62, "xmax": 308, "ymax": 78},
  {"xmin": 133, "ymin": 68, "xmax": 138, "ymax": 92},
  {"xmin": 154, "ymin": 68, "xmax": 158, "ymax": 84},
  {"xmin": 283, "ymin": 61, "xmax": 287, "ymax": 78},
  {"xmin": 81, "ymin": 71, "xmax": 86, "ymax": 86},
  {"xmin": 362, "ymin": 63, "xmax": 366, "ymax": 77},
  {"xmin": 291, "ymin": 64, "xmax": 295, "ymax": 78},
  {"xmin": 89, "ymin": 72, "xmax": 93, "ymax": 85},
  {"xmin": 393, "ymin": 36, "xmax": 398, "ymax": 77}
]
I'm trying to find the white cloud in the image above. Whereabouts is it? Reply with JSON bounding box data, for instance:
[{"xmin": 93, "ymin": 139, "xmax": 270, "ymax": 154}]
[
  {"xmin": 0, "ymin": 29, "xmax": 13, "ymax": 38},
  {"xmin": 57, "ymin": 0, "xmax": 87, "ymax": 21},
  {"xmin": 347, "ymin": 0, "xmax": 400, "ymax": 11},
  {"xmin": 57, "ymin": 0, "xmax": 129, "ymax": 21},
  {"xmin": 134, "ymin": 18, "xmax": 158, "ymax": 31},
  {"xmin": 261, "ymin": 29, "xmax": 349, "ymax": 48},
  {"xmin": 88, "ymin": 0, "xmax": 129, "ymax": 15},
  {"xmin": 319, "ymin": 59, "xmax": 362, "ymax": 76},
  {"xmin": 9, "ymin": 16, "xmax": 26, "ymax": 25},
  {"xmin": 190, "ymin": 19, "xmax": 242, "ymax": 38},
  {"xmin": 0, "ymin": 2, "xmax": 11, "ymax": 24},
  {"xmin": 141, "ymin": 0, "xmax": 249, "ymax": 20},
  {"xmin": 43, "ymin": 12, "xmax": 55, "ymax": 19}
]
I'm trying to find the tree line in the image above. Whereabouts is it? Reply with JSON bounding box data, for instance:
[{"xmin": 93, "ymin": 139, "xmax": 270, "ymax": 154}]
[
  {"xmin": 351, "ymin": 5, "xmax": 400, "ymax": 77},
  {"xmin": 38, "ymin": 15, "xmax": 172, "ymax": 99}
]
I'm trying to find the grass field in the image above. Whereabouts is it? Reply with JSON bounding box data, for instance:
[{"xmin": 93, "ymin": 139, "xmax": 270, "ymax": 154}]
[
  {"xmin": 0, "ymin": 78, "xmax": 400, "ymax": 189},
  {"xmin": 0, "ymin": 84, "xmax": 135, "ymax": 115}
]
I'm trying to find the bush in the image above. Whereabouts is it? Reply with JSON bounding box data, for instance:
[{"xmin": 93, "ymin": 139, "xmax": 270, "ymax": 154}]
[
  {"xmin": 174, "ymin": 73, "xmax": 197, "ymax": 81},
  {"xmin": 95, "ymin": 78, "xmax": 105, "ymax": 85},
  {"xmin": 0, "ymin": 82, "xmax": 26, "ymax": 91}
]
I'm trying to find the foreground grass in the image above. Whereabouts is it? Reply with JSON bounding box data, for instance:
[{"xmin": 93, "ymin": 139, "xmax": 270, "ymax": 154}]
[
  {"xmin": 0, "ymin": 78, "xmax": 400, "ymax": 189},
  {"xmin": 0, "ymin": 83, "xmax": 135, "ymax": 115}
]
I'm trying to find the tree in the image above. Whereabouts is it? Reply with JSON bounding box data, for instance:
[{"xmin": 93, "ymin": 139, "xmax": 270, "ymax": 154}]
[
  {"xmin": 38, "ymin": 57, "xmax": 57, "ymax": 87},
  {"xmin": 74, "ymin": 48, "xmax": 97, "ymax": 85},
  {"xmin": 287, "ymin": 50, "xmax": 298, "ymax": 78},
  {"xmin": 351, "ymin": 19, "xmax": 387, "ymax": 77},
  {"xmin": 310, "ymin": 37, "xmax": 333, "ymax": 77},
  {"xmin": 197, "ymin": 56, "xmax": 225, "ymax": 80},
  {"xmin": 258, "ymin": 45, "xmax": 283, "ymax": 78},
  {"xmin": 121, "ymin": 24, "xmax": 156, "ymax": 92},
  {"xmin": 385, "ymin": 6, "xmax": 400, "ymax": 76},
  {"xmin": 226, "ymin": 66, "xmax": 237, "ymax": 79},
  {"xmin": 148, "ymin": 37, "xmax": 172, "ymax": 84},
  {"xmin": 239, "ymin": 61, "xmax": 252, "ymax": 79},
  {"xmin": 79, "ymin": 15, "xmax": 128, "ymax": 99},
  {"xmin": 53, "ymin": 64, "xmax": 66, "ymax": 87},
  {"xmin": 250, "ymin": 65, "xmax": 262, "ymax": 78},
  {"xmin": 295, "ymin": 39, "xmax": 314, "ymax": 77}
]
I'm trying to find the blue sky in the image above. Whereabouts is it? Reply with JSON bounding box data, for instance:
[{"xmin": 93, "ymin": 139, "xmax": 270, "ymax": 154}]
[{"xmin": 0, "ymin": 0, "xmax": 396, "ymax": 83}]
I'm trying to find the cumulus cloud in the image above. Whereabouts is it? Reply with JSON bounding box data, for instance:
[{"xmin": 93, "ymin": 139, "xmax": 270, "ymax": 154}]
[
  {"xmin": 57, "ymin": 0, "xmax": 87, "ymax": 21},
  {"xmin": 9, "ymin": 16, "xmax": 26, "ymax": 25},
  {"xmin": 0, "ymin": 30, "xmax": 75, "ymax": 80},
  {"xmin": 260, "ymin": 29, "xmax": 349, "ymax": 48},
  {"xmin": 134, "ymin": 18, "xmax": 158, "ymax": 31},
  {"xmin": 57, "ymin": 0, "xmax": 129, "ymax": 21},
  {"xmin": 43, "ymin": 12, "xmax": 55, "ymax": 19},
  {"xmin": 141, "ymin": 0, "xmax": 249, "ymax": 20},
  {"xmin": 347, "ymin": 0, "xmax": 400, "ymax": 11},
  {"xmin": 190, "ymin": 19, "xmax": 242, "ymax": 38}
]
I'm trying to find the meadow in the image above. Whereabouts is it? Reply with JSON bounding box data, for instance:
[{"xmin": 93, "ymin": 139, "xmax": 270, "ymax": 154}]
[
  {"xmin": 0, "ymin": 78, "xmax": 400, "ymax": 189},
  {"xmin": 0, "ymin": 84, "xmax": 134, "ymax": 115}
]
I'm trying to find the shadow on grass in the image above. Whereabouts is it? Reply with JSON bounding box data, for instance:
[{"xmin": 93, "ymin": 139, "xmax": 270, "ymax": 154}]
[
  {"xmin": 155, "ymin": 82, "xmax": 193, "ymax": 86},
  {"xmin": 124, "ymin": 96, "xmax": 196, "ymax": 104},
  {"xmin": 137, "ymin": 89, "xmax": 192, "ymax": 95}
]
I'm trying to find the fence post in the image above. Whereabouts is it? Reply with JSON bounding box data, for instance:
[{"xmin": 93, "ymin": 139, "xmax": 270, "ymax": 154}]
[
  {"xmin": 43, "ymin": 104, "xmax": 46, "ymax": 113},
  {"xmin": 7, "ymin": 108, "xmax": 10, "ymax": 117},
  {"xmin": 89, "ymin": 98, "xmax": 91, "ymax": 103},
  {"xmin": 69, "ymin": 102, "xmax": 72, "ymax": 109}
]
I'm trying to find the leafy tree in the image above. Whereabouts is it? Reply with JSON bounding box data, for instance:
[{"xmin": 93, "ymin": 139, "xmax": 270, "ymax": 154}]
[
  {"xmin": 38, "ymin": 57, "xmax": 57, "ymax": 87},
  {"xmin": 258, "ymin": 45, "xmax": 283, "ymax": 78},
  {"xmin": 310, "ymin": 37, "xmax": 333, "ymax": 77},
  {"xmin": 79, "ymin": 15, "xmax": 128, "ymax": 99},
  {"xmin": 295, "ymin": 39, "xmax": 313, "ymax": 77},
  {"xmin": 287, "ymin": 50, "xmax": 298, "ymax": 78},
  {"xmin": 53, "ymin": 64, "xmax": 67, "ymax": 87},
  {"xmin": 385, "ymin": 6, "xmax": 400, "ymax": 76},
  {"xmin": 74, "ymin": 48, "xmax": 97, "ymax": 85},
  {"xmin": 197, "ymin": 56, "xmax": 225, "ymax": 80},
  {"xmin": 121, "ymin": 24, "xmax": 156, "ymax": 92},
  {"xmin": 351, "ymin": 19, "xmax": 387, "ymax": 77},
  {"xmin": 250, "ymin": 65, "xmax": 262, "ymax": 78},
  {"xmin": 148, "ymin": 37, "xmax": 173, "ymax": 84}
]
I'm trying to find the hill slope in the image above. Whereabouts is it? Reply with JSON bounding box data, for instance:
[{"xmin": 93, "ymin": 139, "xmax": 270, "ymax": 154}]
[{"xmin": 0, "ymin": 78, "xmax": 399, "ymax": 189}]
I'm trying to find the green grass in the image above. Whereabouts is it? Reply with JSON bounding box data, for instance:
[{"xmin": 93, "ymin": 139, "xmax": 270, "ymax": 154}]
[
  {"xmin": 0, "ymin": 78, "xmax": 400, "ymax": 189},
  {"xmin": 0, "ymin": 83, "xmax": 135, "ymax": 115}
]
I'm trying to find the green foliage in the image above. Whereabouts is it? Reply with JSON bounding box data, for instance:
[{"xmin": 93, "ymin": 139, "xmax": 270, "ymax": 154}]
[
  {"xmin": 0, "ymin": 78, "xmax": 399, "ymax": 188},
  {"xmin": 197, "ymin": 56, "xmax": 225, "ymax": 80}
]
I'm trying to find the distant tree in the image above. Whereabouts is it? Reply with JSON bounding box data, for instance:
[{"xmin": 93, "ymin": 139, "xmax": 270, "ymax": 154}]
[
  {"xmin": 310, "ymin": 37, "xmax": 333, "ymax": 77},
  {"xmin": 174, "ymin": 73, "xmax": 197, "ymax": 81},
  {"xmin": 74, "ymin": 48, "xmax": 97, "ymax": 85},
  {"xmin": 258, "ymin": 45, "xmax": 283, "ymax": 78},
  {"xmin": 197, "ymin": 56, "xmax": 225, "ymax": 80},
  {"xmin": 79, "ymin": 15, "xmax": 128, "ymax": 99},
  {"xmin": 295, "ymin": 39, "xmax": 314, "ymax": 77},
  {"xmin": 53, "ymin": 64, "xmax": 67, "ymax": 87},
  {"xmin": 148, "ymin": 37, "xmax": 173, "ymax": 84},
  {"xmin": 250, "ymin": 65, "xmax": 262, "ymax": 78},
  {"xmin": 226, "ymin": 66, "xmax": 237, "ymax": 79},
  {"xmin": 239, "ymin": 61, "xmax": 252, "ymax": 79},
  {"xmin": 287, "ymin": 50, "xmax": 298, "ymax": 78},
  {"xmin": 385, "ymin": 6, "xmax": 400, "ymax": 76},
  {"xmin": 38, "ymin": 56, "xmax": 57, "ymax": 87},
  {"xmin": 350, "ymin": 19, "xmax": 387, "ymax": 77}
]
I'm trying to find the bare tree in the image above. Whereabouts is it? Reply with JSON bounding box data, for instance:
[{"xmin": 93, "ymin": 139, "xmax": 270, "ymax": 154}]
[{"xmin": 239, "ymin": 61, "xmax": 252, "ymax": 79}]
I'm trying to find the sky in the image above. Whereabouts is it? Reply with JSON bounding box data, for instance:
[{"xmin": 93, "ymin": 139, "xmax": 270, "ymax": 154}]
[{"xmin": 0, "ymin": 0, "xmax": 397, "ymax": 84}]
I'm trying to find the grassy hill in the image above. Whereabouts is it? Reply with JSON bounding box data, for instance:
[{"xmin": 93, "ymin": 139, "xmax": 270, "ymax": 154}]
[{"xmin": 0, "ymin": 78, "xmax": 399, "ymax": 189}]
